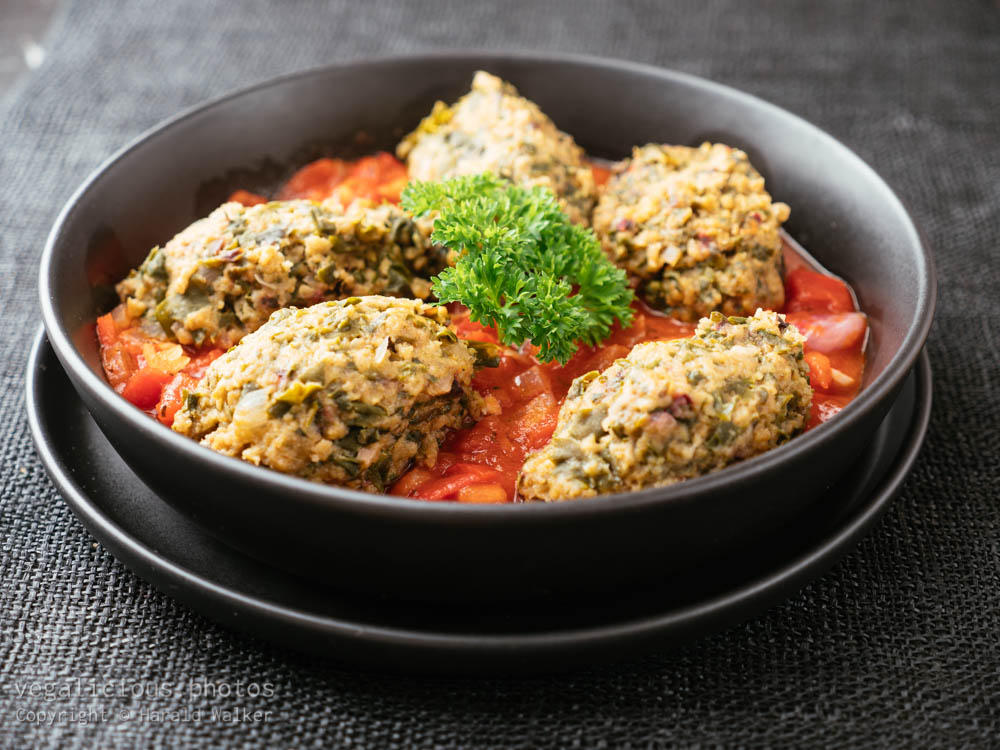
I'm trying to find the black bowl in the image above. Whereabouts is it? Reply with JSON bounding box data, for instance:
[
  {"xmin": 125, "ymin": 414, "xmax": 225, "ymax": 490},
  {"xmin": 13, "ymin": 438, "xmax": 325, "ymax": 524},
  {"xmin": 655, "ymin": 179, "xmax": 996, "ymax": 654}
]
[{"xmin": 39, "ymin": 53, "xmax": 935, "ymax": 602}]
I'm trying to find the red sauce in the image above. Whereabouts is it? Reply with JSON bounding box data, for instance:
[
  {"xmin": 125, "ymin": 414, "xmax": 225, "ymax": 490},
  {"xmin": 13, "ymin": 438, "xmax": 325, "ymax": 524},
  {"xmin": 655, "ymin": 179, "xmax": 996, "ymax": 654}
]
[
  {"xmin": 98, "ymin": 154, "xmax": 868, "ymax": 503},
  {"xmin": 276, "ymin": 152, "xmax": 407, "ymax": 205},
  {"xmin": 96, "ymin": 308, "xmax": 223, "ymax": 423}
]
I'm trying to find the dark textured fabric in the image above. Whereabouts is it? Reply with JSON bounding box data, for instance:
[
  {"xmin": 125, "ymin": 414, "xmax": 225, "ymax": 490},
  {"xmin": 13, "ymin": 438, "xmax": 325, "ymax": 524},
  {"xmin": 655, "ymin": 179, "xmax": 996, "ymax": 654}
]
[{"xmin": 2, "ymin": 0, "xmax": 998, "ymax": 746}]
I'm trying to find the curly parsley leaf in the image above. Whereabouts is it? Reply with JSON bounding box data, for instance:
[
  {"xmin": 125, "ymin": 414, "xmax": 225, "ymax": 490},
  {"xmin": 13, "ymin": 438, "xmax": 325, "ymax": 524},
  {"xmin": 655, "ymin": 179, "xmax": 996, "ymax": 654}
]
[{"xmin": 401, "ymin": 174, "xmax": 634, "ymax": 364}]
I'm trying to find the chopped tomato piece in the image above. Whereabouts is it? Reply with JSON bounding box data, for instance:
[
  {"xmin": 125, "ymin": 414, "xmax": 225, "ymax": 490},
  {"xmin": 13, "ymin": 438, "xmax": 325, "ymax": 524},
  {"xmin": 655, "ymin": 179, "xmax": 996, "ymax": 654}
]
[
  {"xmin": 121, "ymin": 368, "xmax": 173, "ymax": 410},
  {"xmin": 96, "ymin": 311, "xmax": 120, "ymax": 345},
  {"xmin": 276, "ymin": 152, "xmax": 407, "ymax": 204},
  {"xmin": 418, "ymin": 471, "xmax": 506, "ymax": 501},
  {"xmin": 450, "ymin": 307, "xmax": 501, "ymax": 344},
  {"xmin": 457, "ymin": 483, "xmax": 509, "ymax": 504},
  {"xmin": 444, "ymin": 463, "xmax": 506, "ymax": 482},
  {"xmin": 331, "ymin": 153, "xmax": 409, "ymax": 205},
  {"xmin": 513, "ymin": 367, "xmax": 553, "ymax": 402},
  {"xmin": 390, "ymin": 468, "xmax": 435, "ymax": 498},
  {"xmin": 352, "ymin": 151, "xmax": 403, "ymax": 181},
  {"xmin": 277, "ymin": 158, "xmax": 351, "ymax": 201},
  {"xmin": 590, "ymin": 162, "xmax": 612, "ymax": 187},
  {"xmin": 785, "ymin": 268, "xmax": 855, "ymax": 314},
  {"xmin": 227, "ymin": 189, "xmax": 268, "ymax": 206},
  {"xmin": 454, "ymin": 319, "xmax": 499, "ymax": 344},
  {"xmin": 155, "ymin": 373, "xmax": 196, "ymax": 425},
  {"xmin": 508, "ymin": 392, "xmax": 559, "ymax": 449},
  {"xmin": 785, "ymin": 312, "xmax": 867, "ymax": 355},
  {"xmin": 825, "ymin": 349, "xmax": 864, "ymax": 386},
  {"xmin": 804, "ymin": 351, "xmax": 833, "ymax": 391}
]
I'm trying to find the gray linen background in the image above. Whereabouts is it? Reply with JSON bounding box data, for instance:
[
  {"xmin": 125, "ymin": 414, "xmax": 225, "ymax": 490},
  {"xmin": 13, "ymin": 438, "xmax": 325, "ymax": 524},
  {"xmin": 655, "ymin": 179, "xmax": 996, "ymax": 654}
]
[{"xmin": 2, "ymin": 0, "xmax": 998, "ymax": 746}]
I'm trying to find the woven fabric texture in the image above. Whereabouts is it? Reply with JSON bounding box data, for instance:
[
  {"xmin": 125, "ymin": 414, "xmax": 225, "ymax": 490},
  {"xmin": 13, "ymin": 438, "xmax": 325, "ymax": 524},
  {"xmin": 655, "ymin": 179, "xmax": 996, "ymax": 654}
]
[{"xmin": 2, "ymin": 0, "xmax": 998, "ymax": 746}]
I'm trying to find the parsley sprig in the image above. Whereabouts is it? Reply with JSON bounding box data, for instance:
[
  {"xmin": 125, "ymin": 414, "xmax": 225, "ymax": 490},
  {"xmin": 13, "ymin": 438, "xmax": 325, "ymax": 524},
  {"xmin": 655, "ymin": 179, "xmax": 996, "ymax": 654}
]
[{"xmin": 401, "ymin": 174, "xmax": 634, "ymax": 364}]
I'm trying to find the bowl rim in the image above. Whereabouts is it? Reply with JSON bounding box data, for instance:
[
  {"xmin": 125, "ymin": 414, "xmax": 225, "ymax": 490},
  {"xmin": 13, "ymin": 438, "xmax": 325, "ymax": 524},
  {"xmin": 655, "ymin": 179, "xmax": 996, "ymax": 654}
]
[{"xmin": 38, "ymin": 50, "xmax": 937, "ymax": 521}]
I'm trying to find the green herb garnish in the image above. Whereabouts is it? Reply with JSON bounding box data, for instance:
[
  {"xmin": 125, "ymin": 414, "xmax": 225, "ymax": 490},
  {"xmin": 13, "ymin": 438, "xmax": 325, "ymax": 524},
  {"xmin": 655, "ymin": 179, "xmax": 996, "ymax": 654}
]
[{"xmin": 401, "ymin": 174, "xmax": 634, "ymax": 364}]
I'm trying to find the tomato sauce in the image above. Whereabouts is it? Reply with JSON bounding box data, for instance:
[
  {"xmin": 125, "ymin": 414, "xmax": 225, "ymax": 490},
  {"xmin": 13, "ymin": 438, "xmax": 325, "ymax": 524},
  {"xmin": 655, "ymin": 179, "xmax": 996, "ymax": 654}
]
[
  {"xmin": 96, "ymin": 307, "xmax": 224, "ymax": 424},
  {"xmin": 97, "ymin": 153, "xmax": 868, "ymax": 503}
]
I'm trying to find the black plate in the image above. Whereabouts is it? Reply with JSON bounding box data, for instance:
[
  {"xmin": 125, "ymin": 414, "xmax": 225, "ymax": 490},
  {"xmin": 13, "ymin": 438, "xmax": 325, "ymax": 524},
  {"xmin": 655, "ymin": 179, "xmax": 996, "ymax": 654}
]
[{"xmin": 26, "ymin": 331, "xmax": 932, "ymax": 673}]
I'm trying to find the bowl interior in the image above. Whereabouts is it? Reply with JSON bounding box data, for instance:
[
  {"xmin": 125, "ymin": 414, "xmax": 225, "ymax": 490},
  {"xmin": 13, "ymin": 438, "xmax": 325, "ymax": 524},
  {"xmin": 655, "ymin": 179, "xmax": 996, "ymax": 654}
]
[{"xmin": 42, "ymin": 53, "xmax": 933, "ymax": 506}]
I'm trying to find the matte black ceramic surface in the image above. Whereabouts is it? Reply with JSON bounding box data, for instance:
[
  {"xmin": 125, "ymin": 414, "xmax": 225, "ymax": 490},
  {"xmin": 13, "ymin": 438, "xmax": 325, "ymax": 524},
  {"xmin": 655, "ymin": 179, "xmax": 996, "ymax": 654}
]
[
  {"xmin": 26, "ymin": 332, "xmax": 933, "ymax": 673},
  {"xmin": 39, "ymin": 54, "xmax": 935, "ymax": 601}
]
